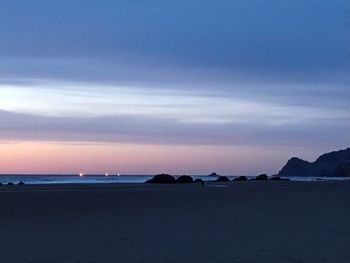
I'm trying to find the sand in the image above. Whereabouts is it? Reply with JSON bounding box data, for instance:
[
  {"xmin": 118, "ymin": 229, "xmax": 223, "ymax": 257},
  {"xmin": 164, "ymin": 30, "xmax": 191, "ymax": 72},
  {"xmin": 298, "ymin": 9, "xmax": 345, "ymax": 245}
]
[{"xmin": 1, "ymin": 181, "xmax": 350, "ymax": 263}]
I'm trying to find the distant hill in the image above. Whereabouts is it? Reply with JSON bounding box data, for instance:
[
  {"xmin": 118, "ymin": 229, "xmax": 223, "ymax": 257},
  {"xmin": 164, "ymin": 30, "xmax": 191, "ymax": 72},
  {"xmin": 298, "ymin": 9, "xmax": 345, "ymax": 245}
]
[{"xmin": 279, "ymin": 148, "xmax": 350, "ymax": 177}]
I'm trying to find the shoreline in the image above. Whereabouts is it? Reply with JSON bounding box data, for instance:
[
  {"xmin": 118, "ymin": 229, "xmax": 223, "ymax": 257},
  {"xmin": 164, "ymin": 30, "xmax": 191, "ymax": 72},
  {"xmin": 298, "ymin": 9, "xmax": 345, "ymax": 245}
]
[
  {"xmin": 1, "ymin": 174, "xmax": 349, "ymax": 187},
  {"xmin": 0, "ymin": 179, "xmax": 349, "ymax": 191},
  {"xmin": 1, "ymin": 178, "xmax": 350, "ymax": 188}
]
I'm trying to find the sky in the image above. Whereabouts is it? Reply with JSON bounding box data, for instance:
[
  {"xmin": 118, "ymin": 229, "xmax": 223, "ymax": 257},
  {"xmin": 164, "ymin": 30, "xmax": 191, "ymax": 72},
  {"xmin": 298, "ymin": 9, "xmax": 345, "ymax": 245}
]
[{"xmin": 0, "ymin": 0, "xmax": 349, "ymax": 175}]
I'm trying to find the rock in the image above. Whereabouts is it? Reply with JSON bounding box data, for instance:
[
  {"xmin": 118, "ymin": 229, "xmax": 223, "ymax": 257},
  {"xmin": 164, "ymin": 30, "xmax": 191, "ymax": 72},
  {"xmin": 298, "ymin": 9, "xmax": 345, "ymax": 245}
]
[
  {"xmin": 316, "ymin": 148, "xmax": 350, "ymax": 163},
  {"xmin": 216, "ymin": 176, "xmax": 230, "ymax": 182},
  {"xmin": 269, "ymin": 176, "xmax": 290, "ymax": 181},
  {"xmin": 269, "ymin": 176, "xmax": 282, "ymax": 181},
  {"xmin": 145, "ymin": 174, "xmax": 176, "ymax": 184},
  {"xmin": 279, "ymin": 148, "xmax": 350, "ymax": 177},
  {"xmin": 234, "ymin": 176, "xmax": 248, "ymax": 181},
  {"xmin": 334, "ymin": 166, "xmax": 347, "ymax": 176},
  {"xmin": 209, "ymin": 172, "xmax": 219, "ymax": 177},
  {"xmin": 333, "ymin": 163, "xmax": 350, "ymax": 176},
  {"xmin": 7, "ymin": 182, "xmax": 14, "ymax": 186},
  {"xmin": 17, "ymin": 182, "xmax": 25, "ymax": 185},
  {"xmin": 255, "ymin": 174, "xmax": 268, "ymax": 181},
  {"xmin": 279, "ymin": 157, "xmax": 313, "ymax": 176},
  {"xmin": 194, "ymin": 178, "xmax": 204, "ymax": 185},
  {"xmin": 0, "ymin": 183, "xmax": 3, "ymax": 186},
  {"xmin": 175, "ymin": 175, "xmax": 194, "ymax": 184}
]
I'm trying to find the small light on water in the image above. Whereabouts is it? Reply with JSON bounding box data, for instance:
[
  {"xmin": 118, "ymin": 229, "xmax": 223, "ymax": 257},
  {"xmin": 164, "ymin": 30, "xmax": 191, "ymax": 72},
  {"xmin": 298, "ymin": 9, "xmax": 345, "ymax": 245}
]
[
  {"xmin": 117, "ymin": 173, "xmax": 120, "ymax": 176},
  {"xmin": 105, "ymin": 173, "xmax": 109, "ymax": 176},
  {"xmin": 79, "ymin": 173, "xmax": 84, "ymax": 177}
]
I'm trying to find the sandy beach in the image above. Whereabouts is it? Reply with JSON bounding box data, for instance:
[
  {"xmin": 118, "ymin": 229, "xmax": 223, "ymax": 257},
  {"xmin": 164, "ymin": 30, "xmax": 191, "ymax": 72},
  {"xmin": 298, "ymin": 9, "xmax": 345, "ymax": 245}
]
[{"xmin": 1, "ymin": 181, "xmax": 350, "ymax": 263}]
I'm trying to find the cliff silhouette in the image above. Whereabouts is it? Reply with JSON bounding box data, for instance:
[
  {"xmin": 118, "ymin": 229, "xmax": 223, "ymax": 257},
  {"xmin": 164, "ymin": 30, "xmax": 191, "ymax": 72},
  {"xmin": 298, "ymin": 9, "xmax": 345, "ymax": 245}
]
[{"xmin": 279, "ymin": 148, "xmax": 350, "ymax": 177}]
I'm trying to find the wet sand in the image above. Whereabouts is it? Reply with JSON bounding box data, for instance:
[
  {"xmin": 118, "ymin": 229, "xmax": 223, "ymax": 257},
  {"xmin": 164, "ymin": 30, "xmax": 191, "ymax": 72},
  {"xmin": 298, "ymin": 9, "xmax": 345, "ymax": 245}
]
[{"xmin": 1, "ymin": 181, "xmax": 350, "ymax": 263}]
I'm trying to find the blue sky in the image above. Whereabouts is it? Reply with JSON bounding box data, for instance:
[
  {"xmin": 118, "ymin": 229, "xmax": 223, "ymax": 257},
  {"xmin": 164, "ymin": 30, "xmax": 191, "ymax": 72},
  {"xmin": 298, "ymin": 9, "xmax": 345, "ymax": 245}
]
[{"xmin": 0, "ymin": 0, "xmax": 349, "ymax": 174}]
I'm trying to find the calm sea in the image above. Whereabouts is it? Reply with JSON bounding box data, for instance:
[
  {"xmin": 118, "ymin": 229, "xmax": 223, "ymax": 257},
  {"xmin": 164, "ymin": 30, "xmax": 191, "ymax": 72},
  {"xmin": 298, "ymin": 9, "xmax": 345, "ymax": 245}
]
[
  {"xmin": 0, "ymin": 174, "xmax": 349, "ymax": 185},
  {"xmin": 0, "ymin": 174, "xmax": 241, "ymax": 185}
]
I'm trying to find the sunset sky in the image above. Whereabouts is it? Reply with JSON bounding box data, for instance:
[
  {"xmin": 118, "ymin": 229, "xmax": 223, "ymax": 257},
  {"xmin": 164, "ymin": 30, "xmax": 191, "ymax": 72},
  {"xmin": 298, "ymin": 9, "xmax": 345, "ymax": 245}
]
[{"xmin": 0, "ymin": 0, "xmax": 349, "ymax": 175}]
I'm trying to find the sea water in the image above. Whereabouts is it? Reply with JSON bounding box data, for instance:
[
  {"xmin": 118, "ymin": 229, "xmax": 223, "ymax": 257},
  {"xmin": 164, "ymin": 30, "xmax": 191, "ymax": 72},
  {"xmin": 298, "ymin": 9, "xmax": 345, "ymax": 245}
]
[
  {"xmin": 0, "ymin": 174, "xmax": 238, "ymax": 185},
  {"xmin": 0, "ymin": 174, "xmax": 152, "ymax": 185},
  {"xmin": 0, "ymin": 174, "xmax": 349, "ymax": 185},
  {"xmin": 0, "ymin": 174, "xmax": 350, "ymax": 184}
]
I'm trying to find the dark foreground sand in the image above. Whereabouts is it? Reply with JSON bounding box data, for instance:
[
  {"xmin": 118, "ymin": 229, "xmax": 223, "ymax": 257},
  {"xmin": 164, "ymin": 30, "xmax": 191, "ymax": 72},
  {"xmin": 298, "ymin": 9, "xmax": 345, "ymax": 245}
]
[{"xmin": 1, "ymin": 181, "xmax": 350, "ymax": 263}]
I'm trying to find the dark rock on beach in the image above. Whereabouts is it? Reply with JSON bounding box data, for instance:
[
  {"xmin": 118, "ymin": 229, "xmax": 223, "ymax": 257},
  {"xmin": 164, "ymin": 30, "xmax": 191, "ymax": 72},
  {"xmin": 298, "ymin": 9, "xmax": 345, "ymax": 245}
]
[
  {"xmin": 234, "ymin": 176, "xmax": 248, "ymax": 181},
  {"xmin": 255, "ymin": 174, "xmax": 268, "ymax": 181},
  {"xmin": 7, "ymin": 182, "xmax": 14, "ymax": 186},
  {"xmin": 216, "ymin": 176, "xmax": 230, "ymax": 182},
  {"xmin": 145, "ymin": 174, "xmax": 176, "ymax": 184},
  {"xmin": 175, "ymin": 175, "xmax": 194, "ymax": 184},
  {"xmin": 17, "ymin": 182, "xmax": 25, "ymax": 185},
  {"xmin": 269, "ymin": 176, "xmax": 282, "ymax": 181},
  {"xmin": 269, "ymin": 176, "xmax": 290, "ymax": 181},
  {"xmin": 194, "ymin": 178, "xmax": 204, "ymax": 184},
  {"xmin": 209, "ymin": 172, "xmax": 219, "ymax": 177}
]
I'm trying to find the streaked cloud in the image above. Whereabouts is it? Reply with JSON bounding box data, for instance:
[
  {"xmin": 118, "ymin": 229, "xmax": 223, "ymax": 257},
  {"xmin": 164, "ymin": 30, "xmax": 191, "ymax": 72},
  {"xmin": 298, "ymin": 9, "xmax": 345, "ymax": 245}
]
[{"xmin": 0, "ymin": 80, "xmax": 348, "ymax": 126}]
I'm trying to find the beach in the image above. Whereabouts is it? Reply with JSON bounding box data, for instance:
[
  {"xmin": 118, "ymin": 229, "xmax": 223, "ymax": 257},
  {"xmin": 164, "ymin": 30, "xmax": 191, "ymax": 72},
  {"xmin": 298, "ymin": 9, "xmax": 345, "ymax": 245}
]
[{"xmin": 1, "ymin": 181, "xmax": 350, "ymax": 263}]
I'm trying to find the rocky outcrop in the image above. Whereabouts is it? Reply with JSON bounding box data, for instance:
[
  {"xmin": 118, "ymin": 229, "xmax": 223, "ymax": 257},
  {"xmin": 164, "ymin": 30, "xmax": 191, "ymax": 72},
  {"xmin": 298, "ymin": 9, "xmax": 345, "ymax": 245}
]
[
  {"xmin": 234, "ymin": 176, "xmax": 248, "ymax": 181},
  {"xmin": 175, "ymin": 175, "xmax": 194, "ymax": 184},
  {"xmin": 269, "ymin": 176, "xmax": 290, "ymax": 181},
  {"xmin": 279, "ymin": 148, "xmax": 350, "ymax": 177},
  {"xmin": 316, "ymin": 148, "xmax": 350, "ymax": 163},
  {"xmin": 279, "ymin": 158, "xmax": 313, "ymax": 176},
  {"xmin": 333, "ymin": 162, "xmax": 350, "ymax": 177},
  {"xmin": 216, "ymin": 176, "xmax": 230, "ymax": 182},
  {"xmin": 145, "ymin": 174, "xmax": 176, "ymax": 184},
  {"xmin": 194, "ymin": 179, "xmax": 204, "ymax": 185},
  {"xmin": 255, "ymin": 174, "xmax": 268, "ymax": 181}
]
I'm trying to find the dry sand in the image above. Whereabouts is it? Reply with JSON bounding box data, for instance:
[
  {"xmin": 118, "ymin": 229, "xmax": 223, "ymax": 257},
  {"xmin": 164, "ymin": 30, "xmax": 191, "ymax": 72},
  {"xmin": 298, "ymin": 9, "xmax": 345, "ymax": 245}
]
[{"xmin": 1, "ymin": 181, "xmax": 350, "ymax": 263}]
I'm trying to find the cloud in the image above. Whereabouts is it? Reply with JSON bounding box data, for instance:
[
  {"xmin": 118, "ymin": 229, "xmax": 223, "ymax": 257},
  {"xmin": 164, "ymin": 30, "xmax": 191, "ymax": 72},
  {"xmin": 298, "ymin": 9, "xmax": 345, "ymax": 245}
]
[
  {"xmin": 0, "ymin": 105, "xmax": 348, "ymax": 148},
  {"xmin": 0, "ymin": 81, "xmax": 348, "ymax": 124}
]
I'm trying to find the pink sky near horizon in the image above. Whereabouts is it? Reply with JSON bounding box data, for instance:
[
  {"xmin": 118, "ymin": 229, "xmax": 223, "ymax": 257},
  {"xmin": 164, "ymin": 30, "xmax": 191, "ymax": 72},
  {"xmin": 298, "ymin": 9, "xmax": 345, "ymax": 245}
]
[{"xmin": 0, "ymin": 140, "xmax": 325, "ymax": 176}]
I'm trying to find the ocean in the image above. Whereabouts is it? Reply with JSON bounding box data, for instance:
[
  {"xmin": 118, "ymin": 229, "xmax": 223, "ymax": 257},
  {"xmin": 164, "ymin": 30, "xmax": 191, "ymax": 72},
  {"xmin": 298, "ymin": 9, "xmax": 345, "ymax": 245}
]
[
  {"xmin": 0, "ymin": 174, "xmax": 154, "ymax": 185},
  {"xmin": 0, "ymin": 174, "xmax": 349, "ymax": 185}
]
